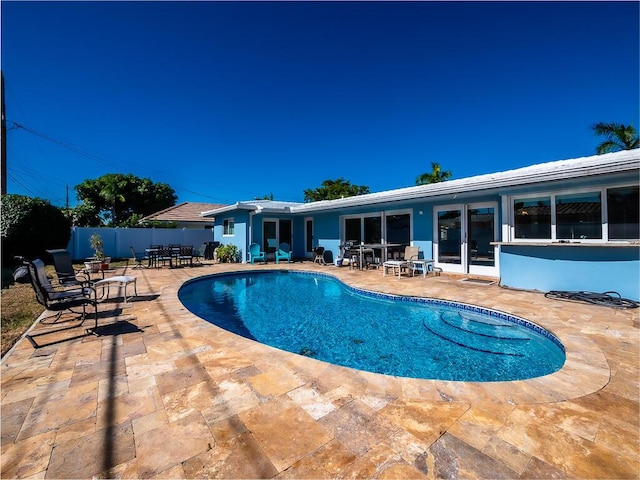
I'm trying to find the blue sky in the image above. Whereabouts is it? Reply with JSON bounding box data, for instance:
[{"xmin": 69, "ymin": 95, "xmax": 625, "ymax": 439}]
[{"xmin": 2, "ymin": 1, "xmax": 638, "ymax": 207}]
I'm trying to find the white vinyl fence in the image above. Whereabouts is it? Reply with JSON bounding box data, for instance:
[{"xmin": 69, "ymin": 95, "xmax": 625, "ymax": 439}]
[{"xmin": 67, "ymin": 227, "xmax": 214, "ymax": 261}]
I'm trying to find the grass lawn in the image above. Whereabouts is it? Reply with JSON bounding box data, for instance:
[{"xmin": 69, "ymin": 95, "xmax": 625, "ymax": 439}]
[{"xmin": 1, "ymin": 281, "xmax": 43, "ymax": 358}]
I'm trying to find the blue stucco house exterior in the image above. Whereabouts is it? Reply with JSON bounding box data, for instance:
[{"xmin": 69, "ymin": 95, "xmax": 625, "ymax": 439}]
[{"xmin": 202, "ymin": 149, "xmax": 639, "ymax": 300}]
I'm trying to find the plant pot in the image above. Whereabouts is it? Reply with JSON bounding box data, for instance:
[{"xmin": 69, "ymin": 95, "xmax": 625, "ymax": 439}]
[
  {"xmin": 85, "ymin": 260, "xmax": 101, "ymax": 273},
  {"xmin": 100, "ymin": 257, "xmax": 111, "ymax": 271}
]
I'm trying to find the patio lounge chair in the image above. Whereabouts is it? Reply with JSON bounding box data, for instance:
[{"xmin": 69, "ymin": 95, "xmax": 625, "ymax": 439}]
[
  {"xmin": 275, "ymin": 243, "xmax": 292, "ymax": 264},
  {"xmin": 46, "ymin": 249, "xmax": 92, "ymax": 287},
  {"xmin": 383, "ymin": 246, "xmax": 419, "ymax": 277},
  {"xmin": 249, "ymin": 243, "xmax": 267, "ymax": 264},
  {"xmin": 25, "ymin": 258, "xmax": 100, "ymax": 346}
]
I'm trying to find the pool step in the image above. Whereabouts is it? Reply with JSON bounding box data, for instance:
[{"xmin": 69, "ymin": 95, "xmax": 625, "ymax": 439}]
[
  {"xmin": 443, "ymin": 313, "xmax": 530, "ymax": 341},
  {"xmin": 421, "ymin": 313, "xmax": 529, "ymax": 357}
]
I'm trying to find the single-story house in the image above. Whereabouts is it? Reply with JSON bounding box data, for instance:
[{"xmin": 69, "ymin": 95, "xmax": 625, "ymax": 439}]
[
  {"xmin": 141, "ymin": 202, "xmax": 226, "ymax": 229},
  {"xmin": 201, "ymin": 150, "xmax": 639, "ymax": 300}
]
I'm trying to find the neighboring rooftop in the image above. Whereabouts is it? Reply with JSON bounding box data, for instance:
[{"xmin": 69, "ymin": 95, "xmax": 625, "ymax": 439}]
[{"xmin": 142, "ymin": 202, "xmax": 227, "ymax": 224}]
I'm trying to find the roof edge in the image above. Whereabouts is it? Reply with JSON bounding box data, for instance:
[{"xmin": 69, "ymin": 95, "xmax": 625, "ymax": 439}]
[{"xmin": 291, "ymin": 150, "xmax": 639, "ymax": 213}]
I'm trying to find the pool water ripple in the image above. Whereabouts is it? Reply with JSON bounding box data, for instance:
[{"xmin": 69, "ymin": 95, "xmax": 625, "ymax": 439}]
[{"xmin": 178, "ymin": 270, "xmax": 565, "ymax": 382}]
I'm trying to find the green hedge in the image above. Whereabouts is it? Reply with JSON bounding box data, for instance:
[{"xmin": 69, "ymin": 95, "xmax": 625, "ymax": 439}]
[{"xmin": 1, "ymin": 194, "xmax": 71, "ymax": 265}]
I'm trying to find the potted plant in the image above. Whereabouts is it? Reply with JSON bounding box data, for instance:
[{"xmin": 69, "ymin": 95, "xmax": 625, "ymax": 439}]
[
  {"xmin": 215, "ymin": 244, "xmax": 239, "ymax": 263},
  {"xmin": 88, "ymin": 233, "xmax": 111, "ymax": 271}
]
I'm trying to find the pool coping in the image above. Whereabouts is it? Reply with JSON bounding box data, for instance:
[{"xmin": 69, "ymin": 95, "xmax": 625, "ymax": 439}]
[{"xmin": 172, "ymin": 267, "xmax": 610, "ymax": 405}]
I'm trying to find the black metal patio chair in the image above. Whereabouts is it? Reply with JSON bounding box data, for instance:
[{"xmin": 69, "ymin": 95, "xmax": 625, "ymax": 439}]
[
  {"xmin": 24, "ymin": 258, "xmax": 100, "ymax": 346},
  {"xmin": 129, "ymin": 246, "xmax": 148, "ymax": 269},
  {"xmin": 46, "ymin": 248, "xmax": 92, "ymax": 287}
]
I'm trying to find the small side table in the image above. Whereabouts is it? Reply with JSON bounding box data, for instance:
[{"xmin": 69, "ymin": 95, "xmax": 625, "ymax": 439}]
[
  {"xmin": 94, "ymin": 275, "xmax": 138, "ymax": 303},
  {"xmin": 411, "ymin": 260, "xmax": 435, "ymax": 277}
]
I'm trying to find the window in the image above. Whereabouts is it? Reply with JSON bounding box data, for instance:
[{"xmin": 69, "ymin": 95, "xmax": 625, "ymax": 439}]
[
  {"xmin": 343, "ymin": 215, "xmax": 383, "ymax": 244},
  {"xmin": 364, "ymin": 216, "xmax": 381, "ymax": 244},
  {"xmin": 344, "ymin": 218, "xmax": 361, "ymax": 244},
  {"xmin": 511, "ymin": 185, "xmax": 639, "ymax": 242},
  {"xmin": 223, "ymin": 218, "xmax": 234, "ymax": 236},
  {"xmin": 514, "ymin": 196, "xmax": 551, "ymax": 239},
  {"xmin": 608, "ymin": 186, "xmax": 639, "ymax": 239},
  {"xmin": 556, "ymin": 192, "xmax": 602, "ymax": 240},
  {"xmin": 386, "ymin": 214, "xmax": 410, "ymax": 245}
]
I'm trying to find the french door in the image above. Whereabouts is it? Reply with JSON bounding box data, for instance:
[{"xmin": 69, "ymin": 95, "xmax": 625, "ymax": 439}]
[
  {"xmin": 263, "ymin": 219, "xmax": 292, "ymax": 259},
  {"xmin": 433, "ymin": 202, "xmax": 498, "ymax": 276}
]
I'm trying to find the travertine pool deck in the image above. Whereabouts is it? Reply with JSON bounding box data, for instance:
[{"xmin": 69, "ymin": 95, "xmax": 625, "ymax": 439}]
[{"xmin": 1, "ymin": 261, "xmax": 638, "ymax": 479}]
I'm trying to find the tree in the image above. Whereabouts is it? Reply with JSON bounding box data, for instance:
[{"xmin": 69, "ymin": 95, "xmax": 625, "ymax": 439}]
[
  {"xmin": 303, "ymin": 178, "xmax": 370, "ymax": 202},
  {"xmin": 1, "ymin": 194, "xmax": 72, "ymax": 264},
  {"xmin": 415, "ymin": 162, "xmax": 452, "ymax": 185},
  {"xmin": 62, "ymin": 202, "xmax": 101, "ymax": 227},
  {"xmin": 74, "ymin": 174, "xmax": 177, "ymax": 226},
  {"xmin": 255, "ymin": 193, "xmax": 274, "ymax": 200},
  {"xmin": 591, "ymin": 122, "xmax": 639, "ymax": 154}
]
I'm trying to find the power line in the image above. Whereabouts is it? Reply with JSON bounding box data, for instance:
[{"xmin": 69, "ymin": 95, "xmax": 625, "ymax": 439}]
[
  {"xmin": 6, "ymin": 120, "xmax": 283, "ymax": 202},
  {"xmin": 6, "ymin": 172, "xmax": 39, "ymax": 197}
]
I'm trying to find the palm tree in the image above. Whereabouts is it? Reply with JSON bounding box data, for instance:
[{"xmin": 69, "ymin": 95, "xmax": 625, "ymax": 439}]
[
  {"xmin": 99, "ymin": 180, "xmax": 125, "ymax": 225},
  {"xmin": 591, "ymin": 122, "xmax": 639, "ymax": 154},
  {"xmin": 415, "ymin": 162, "xmax": 452, "ymax": 185}
]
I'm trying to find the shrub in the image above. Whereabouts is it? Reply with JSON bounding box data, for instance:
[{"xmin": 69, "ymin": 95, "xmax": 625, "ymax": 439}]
[
  {"xmin": 215, "ymin": 244, "xmax": 239, "ymax": 263},
  {"xmin": 1, "ymin": 194, "xmax": 72, "ymax": 265}
]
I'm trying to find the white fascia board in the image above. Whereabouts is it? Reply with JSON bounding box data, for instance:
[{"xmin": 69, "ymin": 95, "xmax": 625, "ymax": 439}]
[
  {"xmin": 200, "ymin": 202, "xmax": 258, "ymax": 217},
  {"xmin": 258, "ymin": 207, "xmax": 294, "ymax": 214},
  {"xmin": 291, "ymin": 150, "xmax": 639, "ymax": 213}
]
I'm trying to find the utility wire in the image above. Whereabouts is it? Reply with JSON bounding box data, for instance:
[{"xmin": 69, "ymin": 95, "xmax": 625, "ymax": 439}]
[
  {"xmin": 6, "ymin": 172, "xmax": 40, "ymax": 198},
  {"xmin": 7, "ymin": 120, "xmax": 274, "ymax": 203}
]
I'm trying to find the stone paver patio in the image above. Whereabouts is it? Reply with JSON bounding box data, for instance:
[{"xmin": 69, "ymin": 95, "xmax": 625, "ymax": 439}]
[{"xmin": 1, "ymin": 261, "xmax": 638, "ymax": 479}]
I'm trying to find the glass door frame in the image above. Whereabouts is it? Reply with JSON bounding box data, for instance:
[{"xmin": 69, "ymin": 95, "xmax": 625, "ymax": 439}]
[
  {"xmin": 433, "ymin": 202, "xmax": 499, "ymax": 276},
  {"xmin": 304, "ymin": 217, "xmax": 313, "ymax": 259}
]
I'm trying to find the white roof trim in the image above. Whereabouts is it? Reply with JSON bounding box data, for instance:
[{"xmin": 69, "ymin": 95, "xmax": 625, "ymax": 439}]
[
  {"xmin": 201, "ymin": 150, "xmax": 639, "ymax": 217},
  {"xmin": 201, "ymin": 202, "xmax": 259, "ymax": 217},
  {"xmin": 200, "ymin": 200, "xmax": 303, "ymax": 217},
  {"xmin": 292, "ymin": 150, "xmax": 639, "ymax": 213}
]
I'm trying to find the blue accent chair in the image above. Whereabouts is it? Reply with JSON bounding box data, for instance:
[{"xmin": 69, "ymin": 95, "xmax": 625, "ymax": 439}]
[
  {"xmin": 275, "ymin": 242, "xmax": 292, "ymax": 264},
  {"xmin": 249, "ymin": 243, "xmax": 266, "ymax": 264}
]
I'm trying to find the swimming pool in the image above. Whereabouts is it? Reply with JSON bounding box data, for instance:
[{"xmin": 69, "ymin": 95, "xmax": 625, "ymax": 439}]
[{"xmin": 178, "ymin": 271, "xmax": 566, "ymax": 381}]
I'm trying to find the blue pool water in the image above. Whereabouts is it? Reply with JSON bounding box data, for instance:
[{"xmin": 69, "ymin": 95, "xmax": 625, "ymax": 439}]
[{"xmin": 178, "ymin": 271, "xmax": 565, "ymax": 381}]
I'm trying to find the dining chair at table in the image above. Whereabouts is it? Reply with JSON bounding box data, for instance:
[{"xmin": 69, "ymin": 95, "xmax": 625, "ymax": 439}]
[
  {"xmin": 147, "ymin": 245, "xmax": 162, "ymax": 268},
  {"xmin": 178, "ymin": 245, "xmax": 194, "ymax": 267},
  {"xmin": 156, "ymin": 246, "xmax": 175, "ymax": 268}
]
